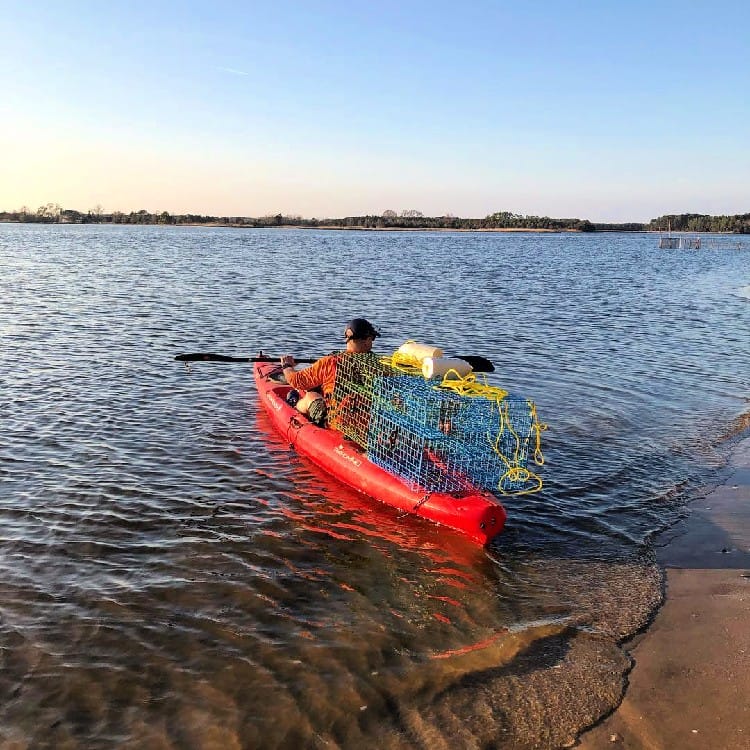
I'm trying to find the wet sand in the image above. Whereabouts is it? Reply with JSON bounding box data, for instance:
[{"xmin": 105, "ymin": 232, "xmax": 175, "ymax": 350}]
[{"xmin": 579, "ymin": 437, "xmax": 750, "ymax": 749}]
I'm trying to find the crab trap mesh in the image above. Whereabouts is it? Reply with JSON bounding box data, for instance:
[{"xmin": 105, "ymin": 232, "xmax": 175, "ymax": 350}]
[
  {"xmin": 366, "ymin": 375, "xmax": 536, "ymax": 494},
  {"xmin": 328, "ymin": 353, "xmax": 391, "ymax": 449},
  {"xmin": 328, "ymin": 354, "xmax": 541, "ymax": 495}
]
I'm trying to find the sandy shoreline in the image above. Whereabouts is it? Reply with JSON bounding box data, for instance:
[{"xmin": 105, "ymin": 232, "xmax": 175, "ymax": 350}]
[{"xmin": 578, "ymin": 437, "xmax": 750, "ymax": 749}]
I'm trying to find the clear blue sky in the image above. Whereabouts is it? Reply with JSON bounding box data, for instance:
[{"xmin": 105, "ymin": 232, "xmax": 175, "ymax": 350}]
[{"xmin": 3, "ymin": 0, "xmax": 748, "ymax": 221}]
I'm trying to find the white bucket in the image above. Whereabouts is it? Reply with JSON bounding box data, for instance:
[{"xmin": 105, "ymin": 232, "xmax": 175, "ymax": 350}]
[
  {"xmin": 397, "ymin": 341, "xmax": 444, "ymax": 362},
  {"xmin": 422, "ymin": 357, "xmax": 473, "ymax": 379}
]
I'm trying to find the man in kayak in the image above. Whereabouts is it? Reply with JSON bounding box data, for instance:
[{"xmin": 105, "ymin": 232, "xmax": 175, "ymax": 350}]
[{"xmin": 280, "ymin": 317, "xmax": 380, "ymax": 426}]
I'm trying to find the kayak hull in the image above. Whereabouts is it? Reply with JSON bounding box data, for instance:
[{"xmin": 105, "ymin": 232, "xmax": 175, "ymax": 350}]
[{"xmin": 254, "ymin": 362, "xmax": 506, "ymax": 545}]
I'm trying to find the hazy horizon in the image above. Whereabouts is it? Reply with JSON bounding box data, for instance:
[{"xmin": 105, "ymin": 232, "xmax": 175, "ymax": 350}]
[{"xmin": 4, "ymin": 1, "xmax": 749, "ymax": 223}]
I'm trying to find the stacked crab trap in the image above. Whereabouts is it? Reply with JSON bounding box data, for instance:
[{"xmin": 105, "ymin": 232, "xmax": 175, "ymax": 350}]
[{"xmin": 329, "ymin": 342, "xmax": 545, "ymax": 496}]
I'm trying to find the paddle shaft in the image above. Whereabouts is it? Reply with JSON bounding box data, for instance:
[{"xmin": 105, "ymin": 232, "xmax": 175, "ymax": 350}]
[{"xmin": 175, "ymin": 353, "xmax": 317, "ymax": 364}]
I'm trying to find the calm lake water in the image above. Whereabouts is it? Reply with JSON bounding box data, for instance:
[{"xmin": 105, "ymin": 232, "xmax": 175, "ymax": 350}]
[{"xmin": 1, "ymin": 224, "xmax": 749, "ymax": 749}]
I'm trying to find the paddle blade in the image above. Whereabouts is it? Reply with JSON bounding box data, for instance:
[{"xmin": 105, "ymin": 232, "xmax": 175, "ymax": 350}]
[{"xmin": 457, "ymin": 355, "xmax": 495, "ymax": 373}]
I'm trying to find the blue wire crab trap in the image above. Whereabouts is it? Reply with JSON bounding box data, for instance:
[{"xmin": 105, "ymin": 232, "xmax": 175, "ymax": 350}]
[
  {"xmin": 365, "ymin": 374, "xmax": 538, "ymax": 494},
  {"xmin": 329, "ymin": 353, "xmax": 543, "ymax": 495}
]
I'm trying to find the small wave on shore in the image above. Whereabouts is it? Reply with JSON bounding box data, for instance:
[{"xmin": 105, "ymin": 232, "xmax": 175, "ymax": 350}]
[{"xmin": 717, "ymin": 407, "xmax": 750, "ymax": 443}]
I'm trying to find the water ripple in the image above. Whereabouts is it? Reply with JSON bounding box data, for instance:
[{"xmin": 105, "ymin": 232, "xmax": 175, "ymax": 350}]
[{"xmin": 1, "ymin": 224, "xmax": 748, "ymax": 747}]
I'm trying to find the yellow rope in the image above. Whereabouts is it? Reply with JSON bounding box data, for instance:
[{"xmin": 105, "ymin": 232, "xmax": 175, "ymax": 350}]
[
  {"xmin": 445, "ymin": 374, "xmax": 546, "ymax": 494},
  {"xmin": 381, "ymin": 345, "xmax": 423, "ymax": 375},
  {"xmin": 528, "ymin": 401, "xmax": 547, "ymax": 466},
  {"xmin": 437, "ymin": 369, "xmax": 509, "ymax": 401},
  {"xmin": 496, "ymin": 466, "xmax": 544, "ymax": 496}
]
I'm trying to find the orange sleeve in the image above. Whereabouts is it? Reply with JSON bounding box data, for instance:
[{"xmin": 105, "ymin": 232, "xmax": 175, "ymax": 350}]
[{"xmin": 286, "ymin": 355, "xmax": 338, "ymax": 395}]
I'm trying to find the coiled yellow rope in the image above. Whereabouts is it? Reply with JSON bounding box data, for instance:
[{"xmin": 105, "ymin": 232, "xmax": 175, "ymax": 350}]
[
  {"xmin": 381, "ymin": 348, "xmax": 423, "ymax": 374},
  {"xmin": 437, "ymin": 369, "xmax": 508, "ymax": 401}
]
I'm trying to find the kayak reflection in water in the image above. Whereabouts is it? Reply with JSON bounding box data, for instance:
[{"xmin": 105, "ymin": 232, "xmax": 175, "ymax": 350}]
[{"xmin": 280, "ymin": 317, "xmax": 381, "ymax": 427}]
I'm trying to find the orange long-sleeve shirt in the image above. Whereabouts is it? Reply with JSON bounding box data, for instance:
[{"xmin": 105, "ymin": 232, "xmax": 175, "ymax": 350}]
[{"xmin": 285, "ymin": 354, "xmax": 340, "ymax": 397}]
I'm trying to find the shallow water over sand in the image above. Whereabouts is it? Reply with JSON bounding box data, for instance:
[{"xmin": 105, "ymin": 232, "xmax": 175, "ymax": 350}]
[{"xmin": 1, "ymin": 224, "xmax": 749, "ymax": 747}]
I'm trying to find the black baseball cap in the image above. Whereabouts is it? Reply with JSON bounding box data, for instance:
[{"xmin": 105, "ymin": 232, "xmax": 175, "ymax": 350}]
[{"xmin": 344, "ymin": 318, "xmax": 381, "ymax": 340}]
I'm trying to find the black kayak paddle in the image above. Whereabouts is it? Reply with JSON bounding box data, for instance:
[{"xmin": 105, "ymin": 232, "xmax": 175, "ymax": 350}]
[{"xmin": 174, "ymin": 352, "xmax": 495, "ymax": 373}]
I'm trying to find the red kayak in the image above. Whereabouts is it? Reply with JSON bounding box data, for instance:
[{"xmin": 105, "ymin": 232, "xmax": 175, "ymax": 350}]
[{"xmin": 254, "ymin": 362, "xmax": 507, "ymax": 545}]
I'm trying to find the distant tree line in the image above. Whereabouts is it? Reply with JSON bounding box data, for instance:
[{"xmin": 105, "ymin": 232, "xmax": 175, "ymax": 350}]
[
  {"xmin": 645, "ymin": 213, "xmax": 750, "ymax": 233},
  {"xmin": 1, "ymin": 205, "xmax": 219, "ymax": 226},
  {"xmin": 1, "ymin": 205, "xmax": 748, "ymax": 233},
  {"xmin": 0, "ymin": 206, "xmax": 603, "ymax": 230}
]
